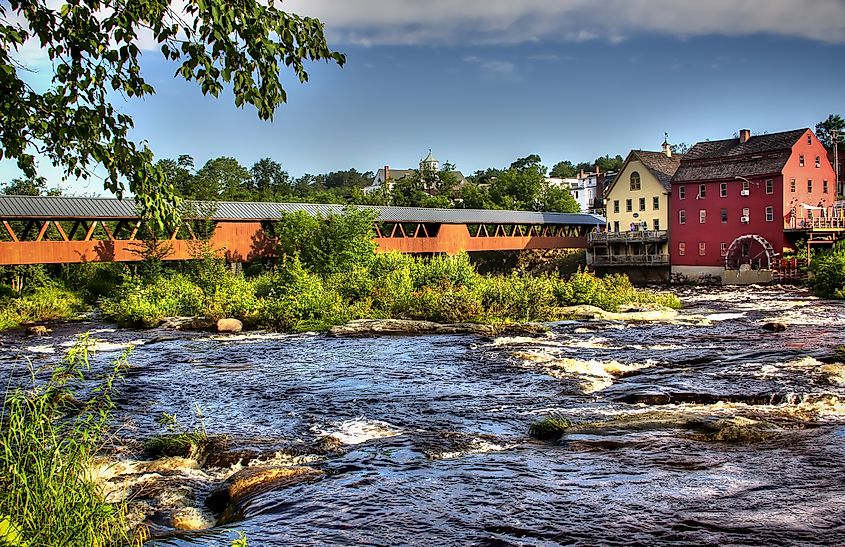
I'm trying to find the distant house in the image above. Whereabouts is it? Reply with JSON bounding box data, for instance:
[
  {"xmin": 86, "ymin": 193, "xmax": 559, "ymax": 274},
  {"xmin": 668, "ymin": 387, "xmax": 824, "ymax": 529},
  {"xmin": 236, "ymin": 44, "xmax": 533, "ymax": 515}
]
[
  {"xmin": 588, "ymin": 139, "xmax": 681, "ymax": 281},
  {"xmin": 670, "ymin": 127, "xmax": 840, "ymax": 283},
  {"xmin": 546, "ymin": 168, "xmax": 614, "ymax": 214},
  {"xmin": 364, "ymin": 150, "xmax": 467, "ymax": 195}
]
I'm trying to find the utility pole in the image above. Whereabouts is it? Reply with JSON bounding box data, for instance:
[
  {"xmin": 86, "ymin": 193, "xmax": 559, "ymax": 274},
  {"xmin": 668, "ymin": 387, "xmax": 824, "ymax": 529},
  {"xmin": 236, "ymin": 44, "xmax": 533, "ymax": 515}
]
[{"xmin": 832, "ymin": 128, "xmax": 841, "ymax": 198}]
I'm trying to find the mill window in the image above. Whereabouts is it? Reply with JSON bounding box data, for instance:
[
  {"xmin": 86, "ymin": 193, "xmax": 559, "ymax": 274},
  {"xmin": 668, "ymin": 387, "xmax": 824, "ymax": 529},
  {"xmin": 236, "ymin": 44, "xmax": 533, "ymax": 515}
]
[
  {"xmin": 613, "ymin": 200, "xmax": 620, "ymax": 213},
  {"xmin": 765, "ymin": 179, "xmax": 773, "ymax": 194},
  {"xmin": 720, "ymin": 183, "xmax": 727, "ymax": 197},
  {"xmin": 699, "ymin": 209, "xmax": 706, "ymax": 223},
  {"xmin": 679, "ymin": 210, "xmax": 686, "ymax": 224},
  {"xmin": 698, "ymin": 242, "xmax": 706, "ymax": 256},
  {"xmin": 765, "ymin": 206, "xmax": 774, "ymax": 222},
  {"xmin": 626, "ymin": 199, "xmax": 632, "ymax": 212},
  {"xmin": 653, "ymin": 196, "xmax": 660, "ymax": 210},
  {"xmin": 679, "ymin": 242, "xmax": 686, "ymax": 255},
  {"xmin": 679, "ymin": 186, "xmax": 686, "ymax": 200},
  {"xmin": 639, "ymin": 197, "xmax": 646, "ymax": 211}
]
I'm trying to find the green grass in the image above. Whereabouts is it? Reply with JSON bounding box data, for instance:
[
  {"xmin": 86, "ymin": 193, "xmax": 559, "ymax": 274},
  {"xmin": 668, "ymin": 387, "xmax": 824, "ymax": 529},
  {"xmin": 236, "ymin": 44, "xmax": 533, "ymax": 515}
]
[{"xmin": 0, "ymin": 335, "xmax": 136, "ymax": 546}]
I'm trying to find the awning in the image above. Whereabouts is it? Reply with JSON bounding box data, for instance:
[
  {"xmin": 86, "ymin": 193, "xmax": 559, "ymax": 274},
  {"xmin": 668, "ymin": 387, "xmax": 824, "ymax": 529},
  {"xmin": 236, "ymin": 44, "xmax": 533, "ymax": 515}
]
[{"xmin": 800, "ymin": 203, "xmax": 824, "ymax": 210}]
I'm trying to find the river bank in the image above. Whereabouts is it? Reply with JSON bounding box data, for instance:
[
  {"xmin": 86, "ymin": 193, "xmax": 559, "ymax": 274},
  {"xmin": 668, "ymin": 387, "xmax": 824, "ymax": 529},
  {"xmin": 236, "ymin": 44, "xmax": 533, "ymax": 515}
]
[{"xmin": 2, "ymin": 285, "xmax": 844, "ymax": 545}]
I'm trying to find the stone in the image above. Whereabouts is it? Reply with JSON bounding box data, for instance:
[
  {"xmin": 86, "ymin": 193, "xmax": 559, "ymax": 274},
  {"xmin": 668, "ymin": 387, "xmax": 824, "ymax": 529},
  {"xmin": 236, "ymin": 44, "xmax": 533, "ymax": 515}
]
[
  {"xmin": 762, "ymin": 321, "xmax": 787, "ymax": 332},
  {"xmin": 26, "ymin": 325, "xmax": 51, "ymax": 336},
  {"xmin": 206, "ymin": 466, "xmax": 322, "ymax": 515},
  {"xmin": 556, "ymin": 304, "xmax": 678, "ymax": 322},
  {"xmin": 329, "ymin": 319, "xmax": 548, "ymax": 337},
  {"xmin": 170, "ymin": 507, "xmax": 215, "ymax": 531},
  {"xmin": 216, "ymin": 318, "xmax": 243, "ymax": 333},
  {"xmin": 160, "ymin": 317, "xmax": 216, "ymax": 331}
]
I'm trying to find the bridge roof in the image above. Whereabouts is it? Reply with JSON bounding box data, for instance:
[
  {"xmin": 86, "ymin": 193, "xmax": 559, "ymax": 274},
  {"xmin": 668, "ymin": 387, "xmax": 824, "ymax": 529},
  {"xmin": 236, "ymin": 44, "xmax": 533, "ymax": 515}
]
[{"xmin": 0, "ymin": 196, "xmax": 605, "ymax": 225}]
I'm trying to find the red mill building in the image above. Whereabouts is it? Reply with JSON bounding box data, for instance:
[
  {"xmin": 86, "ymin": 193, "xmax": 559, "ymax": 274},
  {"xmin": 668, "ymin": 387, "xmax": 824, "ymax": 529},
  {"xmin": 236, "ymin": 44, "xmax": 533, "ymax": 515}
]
[{"xmin": 669, "ymin": 128, "xmax": 841, "ymax": 283}]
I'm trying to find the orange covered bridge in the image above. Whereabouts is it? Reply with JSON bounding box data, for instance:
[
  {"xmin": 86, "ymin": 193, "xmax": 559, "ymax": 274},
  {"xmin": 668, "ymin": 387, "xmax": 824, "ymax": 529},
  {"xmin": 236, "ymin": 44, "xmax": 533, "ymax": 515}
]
[{"xmin": 0, "ymin": 196, "xmax": 605, "ymax": 265}]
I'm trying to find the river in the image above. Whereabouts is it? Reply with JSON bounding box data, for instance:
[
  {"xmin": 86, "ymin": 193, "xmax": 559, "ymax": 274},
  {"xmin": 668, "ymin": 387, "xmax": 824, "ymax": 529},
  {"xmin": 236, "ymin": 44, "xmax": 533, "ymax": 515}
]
[{"xmin": 3, "ymin": 286, "xmax": 845, "ymax": 546}]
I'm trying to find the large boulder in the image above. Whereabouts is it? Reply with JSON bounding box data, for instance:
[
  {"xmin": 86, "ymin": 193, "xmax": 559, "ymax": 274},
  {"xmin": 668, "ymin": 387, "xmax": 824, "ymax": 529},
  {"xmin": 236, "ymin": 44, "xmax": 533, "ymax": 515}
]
[
  {"xmin": 26, "ymin": 325, "xmax": 51, "ymax": 336},
  {"xmin": 216, "ymin": 318, "xmax": 243, "ymax": 333},
  {"xmin": 206, "ymin": 466, "xmax": 322, "ymax": 516},
  {"xmin": 762, "ymin": 321, "xmax": 787, "ymax": 332}
]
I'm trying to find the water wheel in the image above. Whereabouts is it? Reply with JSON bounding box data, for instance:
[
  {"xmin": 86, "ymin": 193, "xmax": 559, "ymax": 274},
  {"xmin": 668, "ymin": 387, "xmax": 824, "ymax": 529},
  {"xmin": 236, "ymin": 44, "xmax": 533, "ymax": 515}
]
[{"xmin": 724, "ymin": 234, "xmax": 778, "ymax": 270}]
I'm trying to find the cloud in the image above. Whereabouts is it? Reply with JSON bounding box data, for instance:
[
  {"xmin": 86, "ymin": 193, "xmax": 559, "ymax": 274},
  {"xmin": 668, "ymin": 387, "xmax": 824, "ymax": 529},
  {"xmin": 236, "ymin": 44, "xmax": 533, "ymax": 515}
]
[{"xmin": 282, "ymin": 0, "xmax": 845, "ymax": 45}]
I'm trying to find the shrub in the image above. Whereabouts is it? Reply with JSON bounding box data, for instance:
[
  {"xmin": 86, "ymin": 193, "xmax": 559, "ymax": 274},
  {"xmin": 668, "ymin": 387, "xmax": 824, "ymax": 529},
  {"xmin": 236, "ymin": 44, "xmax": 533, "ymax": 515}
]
[
  {"xmin": 811, "ymin": 242, "xmax": 845, "ymax": 298},
  {"xmin": 101, "ymin": 274, "xmax": 204, "ymax": 327},
  {"xmin": 0, "ymin": 285, "xmax": 85, "ymax": 331},
  {"xmin": 406, "ymin": 286, "xmax": 483, "ymax": 323},
  {"xmin": 411, "ymin": 252, "xmax": 477, "ymax": 290}
]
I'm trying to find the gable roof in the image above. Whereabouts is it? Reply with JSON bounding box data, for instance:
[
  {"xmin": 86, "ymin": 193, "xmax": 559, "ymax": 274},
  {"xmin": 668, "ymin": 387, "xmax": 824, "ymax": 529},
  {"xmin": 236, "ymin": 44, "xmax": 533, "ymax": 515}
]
[
  {"xmin": 632, "ymin": 150, "xmax": 682, "ymax": 191},
  {"xmin": 605, "ymin": 149, "xmax": 681, "ymax": 196},
  {"xmin": 673, "ymin": 128, "xmax": 808, "ymax": 182}
]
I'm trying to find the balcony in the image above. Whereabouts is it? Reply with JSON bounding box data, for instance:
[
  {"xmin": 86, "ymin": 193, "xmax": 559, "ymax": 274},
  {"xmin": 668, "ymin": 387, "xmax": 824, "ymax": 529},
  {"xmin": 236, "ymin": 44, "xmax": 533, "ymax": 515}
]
[
  {"xmin": 589, "ymin": 254, "xmax": 670, "ymax": 266},
  {"xmin": 588, "ymin": 230, "xmax": 668, "ymax": 244}
]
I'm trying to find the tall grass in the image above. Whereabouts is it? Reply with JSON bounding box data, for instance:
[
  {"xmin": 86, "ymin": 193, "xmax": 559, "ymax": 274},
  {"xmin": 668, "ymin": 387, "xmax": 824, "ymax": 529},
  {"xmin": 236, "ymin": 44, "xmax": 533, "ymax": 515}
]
[{"xmin": 0, "ymin": 335, "xmax": 135, "ymax": 546}]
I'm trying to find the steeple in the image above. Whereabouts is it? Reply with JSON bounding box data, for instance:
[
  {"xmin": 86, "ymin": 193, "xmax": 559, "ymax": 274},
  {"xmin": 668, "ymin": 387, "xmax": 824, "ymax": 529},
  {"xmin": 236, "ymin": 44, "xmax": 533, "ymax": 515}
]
[
  {"xmin": 420, "ymin": 149, "xmax": 439, "ymax": 172},
  {"xmin": 662, "ymin": 132, "xmax": 672, "ymax": 158}
]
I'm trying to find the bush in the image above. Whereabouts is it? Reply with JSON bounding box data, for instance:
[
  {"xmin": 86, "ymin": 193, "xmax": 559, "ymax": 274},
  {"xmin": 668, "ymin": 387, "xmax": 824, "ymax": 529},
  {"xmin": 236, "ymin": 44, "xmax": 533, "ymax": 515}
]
[
  {"xmin": 811, "ymin": 242, "xmax": 845, "ymax": 298},
  {"xmin": 101, "ymin": 274, "xmax": 204, "ymax": 327},
  {"xmin": 0, "ymin": 285, "xmax": 85, "ymax": 331},
  {"xmin": 411, "ymin": 252, "xmax": 476, "ymax": 290},
  {"xmin": 0, "ymin": 336, "xmax": 134, "ymax": 546}
]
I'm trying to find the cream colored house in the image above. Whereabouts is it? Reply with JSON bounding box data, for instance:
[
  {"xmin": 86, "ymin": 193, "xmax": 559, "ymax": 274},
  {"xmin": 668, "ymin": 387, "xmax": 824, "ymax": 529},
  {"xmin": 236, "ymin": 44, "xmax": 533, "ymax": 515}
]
[{"xmin": 587, "ymin": 141, "xmax": 681, "ymax": 279}]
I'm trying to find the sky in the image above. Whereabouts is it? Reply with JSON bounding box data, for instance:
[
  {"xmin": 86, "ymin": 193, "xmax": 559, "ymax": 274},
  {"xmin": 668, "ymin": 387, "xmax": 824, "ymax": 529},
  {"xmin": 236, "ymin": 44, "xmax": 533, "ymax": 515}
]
[{"xmin": 3, "ymin": 0, "xmax": 845, "ymax": 195}]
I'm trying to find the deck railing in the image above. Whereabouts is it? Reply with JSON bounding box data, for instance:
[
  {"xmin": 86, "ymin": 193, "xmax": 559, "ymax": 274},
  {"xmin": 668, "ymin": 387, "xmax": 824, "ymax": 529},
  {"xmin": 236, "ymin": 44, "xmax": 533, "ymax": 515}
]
[
  {"xmin": 588, "ymin": 230, "xmax": 668, "ymax": 244},
  {"xmin": 589, "ymin": 254, "xmax": 670, "ymax": 266}
]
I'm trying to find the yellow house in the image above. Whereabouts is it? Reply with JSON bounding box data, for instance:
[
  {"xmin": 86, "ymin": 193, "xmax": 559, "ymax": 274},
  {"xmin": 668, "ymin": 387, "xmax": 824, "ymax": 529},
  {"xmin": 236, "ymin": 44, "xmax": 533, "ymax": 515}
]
[{"xmin": 587, "ymin": 141, "xmax": 681, "ymax": 278}]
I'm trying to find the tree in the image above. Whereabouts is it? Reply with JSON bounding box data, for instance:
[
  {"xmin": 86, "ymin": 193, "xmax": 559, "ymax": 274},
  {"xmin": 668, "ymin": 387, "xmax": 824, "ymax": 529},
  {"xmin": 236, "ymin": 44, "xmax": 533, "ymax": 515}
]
[
  {"xmin": 816, "ymin": 114, "xmax": 845, "ymax": 149},
  {"xmin": 157, "ymin": 156, "xmax": 195, "ymax": 198},
  {"xmin": 1, "ymin": 176, "xmax": 60, "ymax": 196},
  {"xmin": 250, "ymin": 158, "xmax": 292, "ymax": 200},
  {"xmin": 550, "ymin": 160, "xmax": 577, "ymax": 178},
  {"xmin": 509, "ymin": 154, "xmax": 546, "ymax": 175},
  {"xmin": 539, "ymin": 184, "xmax": 580, "ymax": 213},
  {"xmin": 0, "ymin": 1, "xmax": 345, "ymax": 225},
  {"xmin": 194, "ymin": 157, "xmax": 252, "ymax": 201},
  {"xmin": 671, "ymin": 142, "xmax": 691, "ymax": 155},
  {"xmin": 594, "ymin": 154, "xmax": 624, "ymax": 173}
]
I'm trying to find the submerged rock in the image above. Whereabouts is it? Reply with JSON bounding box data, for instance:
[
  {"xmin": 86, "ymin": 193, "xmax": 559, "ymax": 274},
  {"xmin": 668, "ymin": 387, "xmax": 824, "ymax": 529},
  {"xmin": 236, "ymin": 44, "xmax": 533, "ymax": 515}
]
[
  {"xmin": 216, "ymin": 318, "xmax": 243, "ymax": 333},
  {"xmin": 687, "ymin": 416, "xmax": 781, "ymax": 443},
  {"xmin": 329, "ymin": 319, "xmax": 547, "ymax": 337},
  {"xmin": 160, "ymin": 317, "xmax": 215, "ymax": 330},
  {"xmin": 557, "ymin": 304, "xmax": 679, "ymax": 322},
  {"xmin": 206, "ymin": 466, "xmax": 323, "ymax": 516},
  {"xmin": 170, "ymin": 506, "xmax": 216, "ymax": 531},
  {"xmin": 762, "ymin": 321, "xmax": 788, "ymax": 332}
]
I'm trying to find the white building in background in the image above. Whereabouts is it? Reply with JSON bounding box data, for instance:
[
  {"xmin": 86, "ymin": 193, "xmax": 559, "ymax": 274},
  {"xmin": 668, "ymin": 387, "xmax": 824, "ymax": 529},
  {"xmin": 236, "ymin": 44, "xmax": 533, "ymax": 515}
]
[
  {"xmin": 364, "ymin": 150, "xmax": 466, "ymax": 195},
  {"xmin": 545, "ymin": 168, "xmax": 614, "ymax": 214}
]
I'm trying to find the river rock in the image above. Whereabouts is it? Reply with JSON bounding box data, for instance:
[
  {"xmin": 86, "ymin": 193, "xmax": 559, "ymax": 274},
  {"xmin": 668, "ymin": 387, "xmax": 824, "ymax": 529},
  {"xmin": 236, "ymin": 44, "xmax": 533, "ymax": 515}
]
[
  {"xmin": 170, "ymin": 507, "xmax": 216, "ymax": 531},
  {"xmin": 216, "ymin": 318, "xmax": 243, "ymax": 333},
  {"xmin": 762, "ymin": 321, "xmax": 787, "ymax": 332},
  {"xmin": 329, "ymin": 319, "xmax": 548, "ymax": 337},
  {"xmin": 206, "ymin": 466, "xmax": 322, "ymax": 515},
  {"xmin": 26, "ymin": 325, "xmax": 51, "ymax": 336},
  {"xmin": 161, "ymin": 317, "xmax": 216, "ymax": 331},
  {"xmin": 557, "ymin": 304, "xmax": 678, "ymax": 322}
]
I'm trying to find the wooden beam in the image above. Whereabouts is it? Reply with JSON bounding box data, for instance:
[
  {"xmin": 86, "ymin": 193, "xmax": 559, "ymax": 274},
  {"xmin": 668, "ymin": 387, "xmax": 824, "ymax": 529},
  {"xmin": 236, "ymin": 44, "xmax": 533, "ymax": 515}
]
[{"xmin": 3, "ymin": 221, "xmax": 18, "ymax": 242}]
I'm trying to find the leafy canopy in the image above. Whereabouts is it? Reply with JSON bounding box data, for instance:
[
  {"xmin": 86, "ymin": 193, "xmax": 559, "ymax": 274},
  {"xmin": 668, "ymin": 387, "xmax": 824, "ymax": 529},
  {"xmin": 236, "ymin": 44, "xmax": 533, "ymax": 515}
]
[{"xmin": 0, "ymin": 0, "xmax": 345, "ymax": 225}]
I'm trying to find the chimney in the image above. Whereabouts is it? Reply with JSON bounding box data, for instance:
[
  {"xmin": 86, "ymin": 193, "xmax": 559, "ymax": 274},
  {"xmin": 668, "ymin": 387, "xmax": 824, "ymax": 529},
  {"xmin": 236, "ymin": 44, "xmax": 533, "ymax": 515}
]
[
  {"xmin": 579, "ymin": 169, "xmax": 585, "ymax": 178},
  {"xmin": 384, "ymin": 165, "xmax": 390, "ymax": 182},
  {"xmin": 596, "ymin": 165, "xmax": 601, "ymax": 175},
  {"xmin": 739, "ymin": 129, "xmax": 751, "ymax": 143}
]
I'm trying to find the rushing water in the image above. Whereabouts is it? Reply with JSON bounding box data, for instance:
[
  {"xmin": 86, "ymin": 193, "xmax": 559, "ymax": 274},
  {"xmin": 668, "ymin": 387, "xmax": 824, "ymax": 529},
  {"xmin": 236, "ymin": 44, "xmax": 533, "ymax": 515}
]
[{"xmin": 3, "ymin": 286, "xmax": 845, "ymax": 546}]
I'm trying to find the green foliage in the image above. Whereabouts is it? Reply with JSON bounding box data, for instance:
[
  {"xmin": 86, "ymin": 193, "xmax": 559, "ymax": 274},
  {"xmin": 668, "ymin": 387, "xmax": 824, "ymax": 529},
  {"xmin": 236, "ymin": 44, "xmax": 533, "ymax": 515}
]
[
  {"xmin": 1, "ymin": 0, "xmax": 344, "ymax": 225},
  {"xmin": 411, "ymin": 252, "xmax": 477, "ymax": 290},
  {"xmin": 277, "ymin": 206, "xmax": 377, "ymax": 275},
  {"xmin": 816, "ymin": 114, "xmax": 845, "ymax": 149},
  {"xmin": 810, "ymin": 242, "xmax": 845, "ymax": 298},
  {"xmin": 529, "ymin": 415, "xmax": 573, "ymax": 440},
  {"xmin": 0, "ymin": 285, "xmax": 85, "ymax": 331},
  {"xmin": 0, "ymin": 336, "xmax": 134, "ymax": 546},
  {"xmin": 550, "ymin": 160, "xmax": 577, "ymax": 178},
  {"xmin": 101, "ymin": 274, "xmax": 204, "ymax": 327}
]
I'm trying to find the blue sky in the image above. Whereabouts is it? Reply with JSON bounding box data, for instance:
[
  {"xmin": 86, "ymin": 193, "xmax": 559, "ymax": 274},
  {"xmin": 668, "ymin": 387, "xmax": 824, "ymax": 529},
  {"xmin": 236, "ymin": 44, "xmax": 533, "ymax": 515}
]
[{"xmin": 4, "ymin": 0, "xmax": 845, "ymax": 194}]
